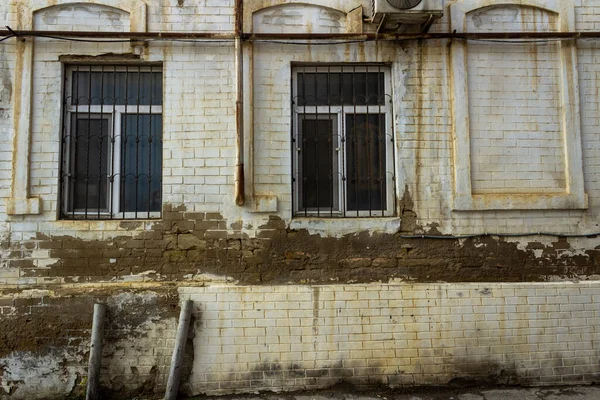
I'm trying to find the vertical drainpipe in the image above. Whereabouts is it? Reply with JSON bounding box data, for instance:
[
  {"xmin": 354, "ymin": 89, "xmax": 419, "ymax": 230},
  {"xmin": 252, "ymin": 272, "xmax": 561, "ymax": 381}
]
[{"xmin": 234, "ymin": 0, "xmax": 245, "ymax": 206}]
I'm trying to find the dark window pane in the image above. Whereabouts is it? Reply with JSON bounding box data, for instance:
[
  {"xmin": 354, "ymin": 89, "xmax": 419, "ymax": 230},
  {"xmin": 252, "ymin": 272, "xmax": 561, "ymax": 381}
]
[
  {"xmin": 71, "ymin": 69, "xmax": 162, "ymax": 106},
  {"xmin": 297, "ymin": 71, "xmax": 385, "ymax": 106},
  {"xmin": 71, "ymin": 71, "xmax": 88, "ymax": 106},
  {"xmin": 346, "ymin": 114, "xmax": 387, "ymax": 212},
  {"xmin": 71, "ymin": 116, "xmax": 109, "ymax": 211},
  {"xmin": 300, "ymin": 116, "xmax": 334, "ymax": 210},
  {"xmin": 121, "ymin": 114, "xmax": 163, "ymax": 213}
]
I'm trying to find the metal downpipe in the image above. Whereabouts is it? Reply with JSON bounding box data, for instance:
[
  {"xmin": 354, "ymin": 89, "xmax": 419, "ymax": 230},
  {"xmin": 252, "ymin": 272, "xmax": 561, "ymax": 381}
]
[{"xmin": 234, "ymin": 0, "xmax": 245, "ymax": 206}]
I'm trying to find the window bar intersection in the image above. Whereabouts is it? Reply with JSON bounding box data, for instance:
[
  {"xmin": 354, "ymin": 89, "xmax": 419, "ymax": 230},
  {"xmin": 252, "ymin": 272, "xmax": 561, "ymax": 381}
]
[
  {"xmin": 292, "ymin": 64, "xmax": 395, "ymax": 218},
  {"xmin": 59, "ymin": 64, "xmax": 163, "ymax": 220}
]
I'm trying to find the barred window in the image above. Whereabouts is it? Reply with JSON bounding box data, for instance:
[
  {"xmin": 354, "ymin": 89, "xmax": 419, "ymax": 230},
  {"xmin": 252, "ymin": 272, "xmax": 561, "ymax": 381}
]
[
  {"xmin": 292, "ymin": 65, "xmax": 396, "ymax": 217},
  {"xmin": 60, "ymin": 65, "xmax": 163, "ymax": 220}
]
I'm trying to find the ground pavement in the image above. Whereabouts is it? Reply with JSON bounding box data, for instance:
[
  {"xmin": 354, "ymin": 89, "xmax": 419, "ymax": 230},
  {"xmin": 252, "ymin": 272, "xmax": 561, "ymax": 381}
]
[{"xmin": 195, "ymin": 386, "xmax": 600, "ymax": 400}]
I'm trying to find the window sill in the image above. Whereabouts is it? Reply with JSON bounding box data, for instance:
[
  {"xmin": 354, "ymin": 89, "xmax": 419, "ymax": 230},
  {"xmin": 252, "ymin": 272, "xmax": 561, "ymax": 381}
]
[{"xmin": 289, "ymin": 217, "xmax": 400, "ymax": 237}]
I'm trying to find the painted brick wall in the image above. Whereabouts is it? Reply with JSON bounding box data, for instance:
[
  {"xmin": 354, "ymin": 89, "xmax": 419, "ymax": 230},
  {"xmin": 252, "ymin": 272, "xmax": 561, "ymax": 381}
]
[
  {"xmin": 466, "ymin": 7, "xmax": 565, "ymax": 194},
  {"xmin": 2, "ymin": 282, "xmax": 599, "ymax": 398},
  {"xmin": 0, "ymin": 0, "xmax": 597, "ymax": 242},
  {"xmin": 182, "ymin": 282, "xmax": 600, "ymax": 394},
  {"xmin": 2, "ymin": 0, "xmax": 600, "ymax": 398}
]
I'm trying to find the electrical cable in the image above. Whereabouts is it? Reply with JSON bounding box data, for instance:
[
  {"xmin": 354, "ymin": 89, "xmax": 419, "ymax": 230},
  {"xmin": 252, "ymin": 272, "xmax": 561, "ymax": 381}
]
[
  {"xmin": 1, "ymin": 31, "xmax": 595, "ymax": 45},
  {"xmin": 0, "ymin": 33, "xmax": 236, "ymax": 44}
]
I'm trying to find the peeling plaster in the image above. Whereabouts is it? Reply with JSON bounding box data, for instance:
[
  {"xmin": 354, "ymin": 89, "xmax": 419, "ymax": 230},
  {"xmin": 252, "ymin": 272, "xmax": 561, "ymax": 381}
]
[{"xmin": 0, "ymin": 351, "xmax": 83, "ymax": 400}]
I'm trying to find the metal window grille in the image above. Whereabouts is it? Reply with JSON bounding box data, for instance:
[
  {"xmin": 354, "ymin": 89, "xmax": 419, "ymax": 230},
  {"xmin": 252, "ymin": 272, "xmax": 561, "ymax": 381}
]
[
  {"xmin": 59, "ymin": 64, "xmax": 163, "ymax": 220},
  {"xmin": 292, "ymin": 64, "xmax": 396, "ymax": 218}
]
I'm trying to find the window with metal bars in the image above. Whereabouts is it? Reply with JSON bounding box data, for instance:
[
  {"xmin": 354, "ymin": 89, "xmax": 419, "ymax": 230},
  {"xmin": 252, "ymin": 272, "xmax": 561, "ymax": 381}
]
[
  {"xmin": 59, "ymin": 65, "xmax": 163, "ymax": 220},
  {"xmin": 292, "ymin": 65, "xmax": 396, "ymax": 217}
]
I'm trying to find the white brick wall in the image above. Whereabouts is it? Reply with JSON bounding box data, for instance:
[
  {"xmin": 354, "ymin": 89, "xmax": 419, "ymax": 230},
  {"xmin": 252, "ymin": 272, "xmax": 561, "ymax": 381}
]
[
  {"xmin": 466, "ymin": 7, "xmax": 565, "ymax": 194},
  {"xmin": 180, "ymin": 282, "xmax": 600, "ymax": 394},
  {"xmin": 0, "ymin": 0, "xmax": 599, "ymax": 236}
]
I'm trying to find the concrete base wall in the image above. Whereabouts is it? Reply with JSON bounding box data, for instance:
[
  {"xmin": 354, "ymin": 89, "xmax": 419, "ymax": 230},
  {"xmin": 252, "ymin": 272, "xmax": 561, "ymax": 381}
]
[{"xmin": 2, "ymin": 282, "xmax": 600, "ymax": 399}]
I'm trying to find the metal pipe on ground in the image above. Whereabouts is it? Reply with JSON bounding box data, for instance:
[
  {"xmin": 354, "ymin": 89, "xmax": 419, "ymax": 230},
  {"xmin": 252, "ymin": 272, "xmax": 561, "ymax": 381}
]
[
  {"xmin": 164, "ymin": 300, "xmax": 194, "ymax": 400},
  {"xmin": 86, "ymin": 303, "xmax": 106, "ymax": 400}
]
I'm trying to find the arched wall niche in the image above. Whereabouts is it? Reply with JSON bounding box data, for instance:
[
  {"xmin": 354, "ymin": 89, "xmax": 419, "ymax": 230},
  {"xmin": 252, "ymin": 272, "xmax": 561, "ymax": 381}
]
[
  {"xmin": 245, "ymin": 1, "xmax": 364, "ymax": 34},
  {"xmin": 450, "ymin": 0, "xmax": 573, "ymax": 32},
  {"xmin": 17, "ymin": 0, "xmax": 146, "ymax": 32},
  {"xmin": 466, "ymin": 4, "xmax": 558, "ymax": 32},
  {"xmin": 33, "ymin": 3, "xmax": 131, "ymax": 32},
  {"xmin": 252, "ymin": 3, "xmax": 347, "ymax": 34}
]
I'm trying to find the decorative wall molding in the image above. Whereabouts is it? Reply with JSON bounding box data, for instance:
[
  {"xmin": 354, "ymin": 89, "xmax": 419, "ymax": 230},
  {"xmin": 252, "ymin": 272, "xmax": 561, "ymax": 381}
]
[{"xmin": 449, "ymin": 0, "xmax": 587, "ymax": 211}]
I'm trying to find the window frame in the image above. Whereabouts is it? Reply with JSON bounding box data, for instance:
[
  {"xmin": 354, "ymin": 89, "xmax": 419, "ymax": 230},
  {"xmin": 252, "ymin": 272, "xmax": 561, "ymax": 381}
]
[
  {"xmin": 292, "ymin": 64, "xmax": 396, "ymax": 218},
  {"xmin": 60, "ymin": 64, "xmax": 163, "ymax": 220}
]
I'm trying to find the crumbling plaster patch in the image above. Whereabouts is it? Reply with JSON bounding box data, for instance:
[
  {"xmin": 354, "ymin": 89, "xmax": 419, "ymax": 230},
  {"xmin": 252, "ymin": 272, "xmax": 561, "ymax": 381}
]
[
  {"xmin": 0, "ymin": 351, "xmax": 83, "ymax": 399},
  {"xmin": 0, "ymin": 287, "xmax": 180, "ymax": 399}
]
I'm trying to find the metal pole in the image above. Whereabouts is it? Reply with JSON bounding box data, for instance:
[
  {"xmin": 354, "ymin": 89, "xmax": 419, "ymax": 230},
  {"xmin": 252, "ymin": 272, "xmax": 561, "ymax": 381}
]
[
  {"xmin": 86, "ymin": 303, "xmax": 106, "ymax": 400},
  {"xmin": 234, "ymin": 0, "xmax": 245, "ymax": 206},
  {"xmin": 164, "ymin": 300, "xmax": 193, "ymax": 400}
]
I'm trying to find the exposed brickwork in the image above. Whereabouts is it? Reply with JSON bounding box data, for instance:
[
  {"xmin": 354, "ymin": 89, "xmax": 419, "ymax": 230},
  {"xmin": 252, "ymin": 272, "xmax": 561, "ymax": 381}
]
[{"xmin": 3, "ymin": 204, "xmax": 600, "ymax": 286}]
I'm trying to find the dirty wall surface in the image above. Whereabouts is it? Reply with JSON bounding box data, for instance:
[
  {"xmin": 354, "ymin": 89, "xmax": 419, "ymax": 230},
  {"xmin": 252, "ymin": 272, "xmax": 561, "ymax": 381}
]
[{"xmin": 1, "ymin": 0, "xmax": 600, "ymax": 399}]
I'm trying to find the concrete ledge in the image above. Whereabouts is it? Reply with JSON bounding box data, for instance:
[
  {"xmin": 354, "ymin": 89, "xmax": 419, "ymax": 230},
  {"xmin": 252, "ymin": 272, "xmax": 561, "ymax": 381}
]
[
  {"xmin": 454, "ymin": 193, "xmax": 589, "ymax": 211},
  {"xmin": 6, "ymin": 197, "xmax": 42, "ymax": 215}
]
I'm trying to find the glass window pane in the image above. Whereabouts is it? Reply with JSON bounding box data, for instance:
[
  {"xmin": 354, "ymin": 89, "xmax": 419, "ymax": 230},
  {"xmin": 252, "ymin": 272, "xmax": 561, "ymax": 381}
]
[
  {"xmin": 70, "ymin": 115, "xmax": 110, "ymax": 211},
  {"xmin": 71, "ymin": 69, "xmax": 162, "ymax": 106},
  {"xmin": 300, "ymin": 116, "xmax": 335, "ymax": 210},
  {"xmin": 121, "ymin": 114, "xmax": 163, "ymax": 213},
  {"xmin": 346, "ymin": 114, "xmax": 387, "ymax": 212},
  {"xmin": 297, "ymin": 71, "xmax": 385, "ymax": 107}
]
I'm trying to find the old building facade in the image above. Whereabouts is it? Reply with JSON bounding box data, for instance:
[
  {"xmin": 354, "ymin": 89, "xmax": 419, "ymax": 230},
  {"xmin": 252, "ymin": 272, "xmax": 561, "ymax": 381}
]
[{"xmin": 1, "ymin": 0, "xmax": 600, "ymax": 398}]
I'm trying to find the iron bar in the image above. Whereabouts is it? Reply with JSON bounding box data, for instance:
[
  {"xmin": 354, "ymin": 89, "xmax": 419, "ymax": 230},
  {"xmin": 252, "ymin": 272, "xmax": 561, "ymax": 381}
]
[
  {"xmin": 72, "ymin": 65, "xmax": 81, "ymax": 214},
  {"xmin": 314, "ymin": 68, "xmax": 320, "ymax": 217},
  {"xmin": 135, "ymin": 66, "xmax": 141, "ymax": 219},
  {"xmin": 327, "ymin": 65, "xmax": 333, "ymax": 217},
  {"xmin": 98, "ymin": 65, "xmax": 105, "ymax": 220},
  {"xmin": 293, "ymin": 65, "xmax": 394, "ymax": 218},
  {"xmin": 84, "ymin": 65, "xmax": 92, "ymax": 219},
  {"xmin": 109, "ymin": 65, "xmax": 117, "ymax": 220},
  {"xmin": 58, "ymin": 66, "xmax": 68, "ymax": 218},
  {"xmin": 61, "ymin": 65, "xmax": 162, "ymax": 220},
  {"xmin": 148, "ymin": 66, "xmax": 154, "ymax": 215},
  {"xmin": 122, "ymin": 68, "xmax": 129, "ymax": 216}
]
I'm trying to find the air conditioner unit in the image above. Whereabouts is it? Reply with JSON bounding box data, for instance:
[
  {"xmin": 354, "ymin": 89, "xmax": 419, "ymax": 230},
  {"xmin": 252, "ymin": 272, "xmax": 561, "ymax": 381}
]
[{"xmin": 370, "ymin": 0, "xmax": 443, "ymax": 30}]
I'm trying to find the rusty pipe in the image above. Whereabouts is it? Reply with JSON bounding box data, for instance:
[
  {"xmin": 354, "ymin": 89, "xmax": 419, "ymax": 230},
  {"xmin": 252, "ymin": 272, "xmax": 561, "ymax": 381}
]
[
  {"xmin": 3, "ymin": 30, "xmax": 600, "ymax": 41},
  {"xmin": 234, "ymin": 0, "xmax": 245, "ymax": 206},
  {"xmin": 0, "ymin": 29, "xmax": 236, "ymax": 40}
]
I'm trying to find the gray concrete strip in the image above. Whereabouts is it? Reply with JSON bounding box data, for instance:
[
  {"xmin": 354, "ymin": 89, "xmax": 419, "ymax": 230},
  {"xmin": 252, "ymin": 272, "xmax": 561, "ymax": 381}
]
[
  {"xmin": 457, "ymin": 394, "xmax": 485, "ymax": 400},
  {"xmin": 480, "ymin": 389, "xmax": 540, "ymax": 400},
  {"xmin": 538, "ymin": 387, "xmax": 600, "ymax": 400},
  {"xmin": 194, "ymin": 386, "xmax": 600, "ymax": 400}
]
